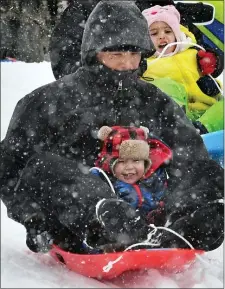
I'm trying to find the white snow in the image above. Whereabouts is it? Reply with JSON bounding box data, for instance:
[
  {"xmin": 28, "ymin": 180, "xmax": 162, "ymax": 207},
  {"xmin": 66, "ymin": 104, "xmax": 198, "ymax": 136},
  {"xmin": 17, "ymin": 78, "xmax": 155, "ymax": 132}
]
[{"xmin": 1, "ymin": 61, "xmax": 224, "ymax": 288}]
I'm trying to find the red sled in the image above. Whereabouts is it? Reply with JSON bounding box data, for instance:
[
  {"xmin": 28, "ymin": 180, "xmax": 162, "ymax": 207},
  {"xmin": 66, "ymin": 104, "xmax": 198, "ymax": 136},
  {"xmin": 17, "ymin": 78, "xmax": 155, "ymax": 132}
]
[{"xmin": 50, "ymin": 245, "xmax": 204, "ymax": 279}]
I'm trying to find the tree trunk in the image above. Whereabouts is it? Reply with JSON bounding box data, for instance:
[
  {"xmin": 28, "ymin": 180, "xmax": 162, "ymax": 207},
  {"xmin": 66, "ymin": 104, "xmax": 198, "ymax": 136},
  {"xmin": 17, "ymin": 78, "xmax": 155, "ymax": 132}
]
[{"xmin": 0, "ymin": 0, "xmax": 68, "ymax": 62}]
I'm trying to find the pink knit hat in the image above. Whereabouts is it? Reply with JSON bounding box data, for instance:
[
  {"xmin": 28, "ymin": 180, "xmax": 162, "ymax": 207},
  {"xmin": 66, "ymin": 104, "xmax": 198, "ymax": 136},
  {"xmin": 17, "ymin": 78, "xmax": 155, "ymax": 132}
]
[{"xmin": 142, "ymin": 5, "xmax": 182, "ymax": 43}]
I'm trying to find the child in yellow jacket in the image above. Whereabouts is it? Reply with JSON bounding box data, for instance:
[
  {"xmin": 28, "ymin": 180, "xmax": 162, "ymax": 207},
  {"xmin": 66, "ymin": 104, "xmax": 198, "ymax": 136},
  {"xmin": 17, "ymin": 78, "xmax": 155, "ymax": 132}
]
[{"xmin": 142, "ymin": 5, "xmax": 224, "ymax": 133}]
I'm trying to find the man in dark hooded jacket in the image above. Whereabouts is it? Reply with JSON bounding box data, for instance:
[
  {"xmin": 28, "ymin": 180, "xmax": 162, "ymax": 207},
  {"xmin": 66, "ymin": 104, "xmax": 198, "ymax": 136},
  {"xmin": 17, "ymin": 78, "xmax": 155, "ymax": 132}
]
[
  {"xmin": 49, "ymin": 0, "xmax": 215, "ymax": 79},
  {"xmin": 0, "ymin": 1, "xmax": 223, "ymax": 254}
]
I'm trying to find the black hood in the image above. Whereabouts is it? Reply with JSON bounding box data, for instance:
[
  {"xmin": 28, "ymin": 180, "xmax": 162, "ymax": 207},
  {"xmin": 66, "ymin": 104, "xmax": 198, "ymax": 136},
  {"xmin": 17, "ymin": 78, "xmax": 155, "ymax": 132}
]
[{"xmin": 81, "ymin": 1, "xmax": 155, "ymax": 67}]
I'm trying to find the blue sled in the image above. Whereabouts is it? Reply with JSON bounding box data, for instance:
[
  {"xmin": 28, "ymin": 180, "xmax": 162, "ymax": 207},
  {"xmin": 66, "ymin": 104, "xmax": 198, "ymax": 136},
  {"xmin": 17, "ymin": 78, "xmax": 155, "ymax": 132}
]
[{"xmin": 201, "ymin": 130, "xmax": 224, "ymax": 167}]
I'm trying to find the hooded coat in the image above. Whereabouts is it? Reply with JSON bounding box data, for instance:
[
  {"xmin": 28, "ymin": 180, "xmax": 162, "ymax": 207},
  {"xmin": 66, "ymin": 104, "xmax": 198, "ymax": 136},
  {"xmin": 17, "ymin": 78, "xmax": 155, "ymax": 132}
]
[
  {"xmin": 0, "ymin": 1, "xmax": 223, "ymax": 252},
  {"xmin": 49, "ymin": 0, "xmax": 214, "ymax": 79}
]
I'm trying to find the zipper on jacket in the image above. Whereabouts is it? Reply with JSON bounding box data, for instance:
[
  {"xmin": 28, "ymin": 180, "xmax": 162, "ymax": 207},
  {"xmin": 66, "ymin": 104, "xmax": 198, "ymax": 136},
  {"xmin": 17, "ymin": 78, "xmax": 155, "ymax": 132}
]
[
  {"xmin": 114, "ymin": 80, "xmax": 123, "ymax": 123},
  {"xmin": 118, "ymin": 80, "xmax": 123, "ymax": 90}
]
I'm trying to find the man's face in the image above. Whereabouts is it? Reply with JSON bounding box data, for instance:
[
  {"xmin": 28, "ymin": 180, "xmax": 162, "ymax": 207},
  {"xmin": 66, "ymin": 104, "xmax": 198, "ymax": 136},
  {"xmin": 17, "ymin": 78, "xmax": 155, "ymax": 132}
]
[{"xmin": 96, "ymin": 51, "xmax": 141, "ymax": 71}]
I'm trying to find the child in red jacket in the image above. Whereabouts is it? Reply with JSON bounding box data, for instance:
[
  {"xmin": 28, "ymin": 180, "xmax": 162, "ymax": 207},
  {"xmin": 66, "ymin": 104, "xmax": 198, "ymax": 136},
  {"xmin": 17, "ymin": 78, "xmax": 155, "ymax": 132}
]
[{"xmin": 94, "ymin": 125, "xmax": 172, "ymax": 227}]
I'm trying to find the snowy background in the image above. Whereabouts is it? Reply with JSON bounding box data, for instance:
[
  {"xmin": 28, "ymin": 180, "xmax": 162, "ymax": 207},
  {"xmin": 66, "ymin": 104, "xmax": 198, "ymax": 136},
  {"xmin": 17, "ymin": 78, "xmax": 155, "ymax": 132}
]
[{"xmin": 1, "ymin": 61, "xmax": 224, "ymax": 288}]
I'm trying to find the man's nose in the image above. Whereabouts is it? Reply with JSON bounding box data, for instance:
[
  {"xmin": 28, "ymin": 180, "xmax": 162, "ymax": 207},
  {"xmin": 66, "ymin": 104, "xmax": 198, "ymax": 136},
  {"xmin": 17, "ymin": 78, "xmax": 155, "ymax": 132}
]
[
  {"xmin": 121, "ymin": 58, "xmax": 137, "ymax": 70},
  {"xmin": 121, "ymin": 62, "xmax": 135, "ymax": 70}
]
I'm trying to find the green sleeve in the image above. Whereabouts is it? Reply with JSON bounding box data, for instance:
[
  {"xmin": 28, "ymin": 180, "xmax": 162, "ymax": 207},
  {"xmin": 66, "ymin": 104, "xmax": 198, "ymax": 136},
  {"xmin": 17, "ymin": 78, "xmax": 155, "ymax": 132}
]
[
  {"xmin": 197, "ymin": 99, "xmax": 224, "ymax": 132},
  {"xmin": 143, "ymin": 77, "xmax": 189, "ymax": 112}
]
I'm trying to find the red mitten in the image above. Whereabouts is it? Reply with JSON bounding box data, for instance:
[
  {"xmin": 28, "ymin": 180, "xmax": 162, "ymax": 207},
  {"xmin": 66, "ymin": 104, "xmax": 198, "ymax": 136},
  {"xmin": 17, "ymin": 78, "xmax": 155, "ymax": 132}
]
[{"xmin": 197, "ymin": 50, "xmax": 217, "ymax": 75}]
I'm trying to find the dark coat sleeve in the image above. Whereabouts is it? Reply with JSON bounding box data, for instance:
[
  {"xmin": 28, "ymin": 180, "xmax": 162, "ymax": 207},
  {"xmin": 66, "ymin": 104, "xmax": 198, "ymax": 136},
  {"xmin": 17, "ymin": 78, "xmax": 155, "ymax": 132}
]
[
  {"xmin": 0, "ymin": 84, "xmax": 115, "ymax": 233},
  {"xmin": 0, "ymin": 88, "xmax": 51, "ymax": 224},
  {"xmin": 175, "ymin": 2, "xmax": 214, "ymax": 25},
  {"xmin": 139, "ymin": 83, "xmax": 224, "ymax": 251}
]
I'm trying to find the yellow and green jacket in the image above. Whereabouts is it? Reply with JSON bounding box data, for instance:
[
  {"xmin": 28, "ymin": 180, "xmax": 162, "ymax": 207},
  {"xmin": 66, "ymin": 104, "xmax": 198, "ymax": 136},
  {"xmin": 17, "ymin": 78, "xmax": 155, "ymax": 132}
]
[{"xmin": 142, "ymin": 25, "xmax": 222, "ymax": 121}]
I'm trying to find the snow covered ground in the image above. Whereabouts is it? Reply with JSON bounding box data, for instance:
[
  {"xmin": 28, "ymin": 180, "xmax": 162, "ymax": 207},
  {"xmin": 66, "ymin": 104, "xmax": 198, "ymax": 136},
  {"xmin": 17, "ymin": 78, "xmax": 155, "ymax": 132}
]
[{"xmin": 1, "ymin": 61, "xmax": 224, "ymax": 288}]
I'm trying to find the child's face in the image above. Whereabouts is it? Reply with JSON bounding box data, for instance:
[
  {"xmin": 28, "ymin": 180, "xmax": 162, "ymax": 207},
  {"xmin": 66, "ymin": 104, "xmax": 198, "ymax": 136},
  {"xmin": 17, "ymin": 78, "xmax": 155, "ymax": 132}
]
[
  {"xmin": 149, "ymin": 22, "xmax": 176, "ymax": 55},
  {"xmin": 114, "ymin": 159, "xmax": 145, "ymax": 184}
]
